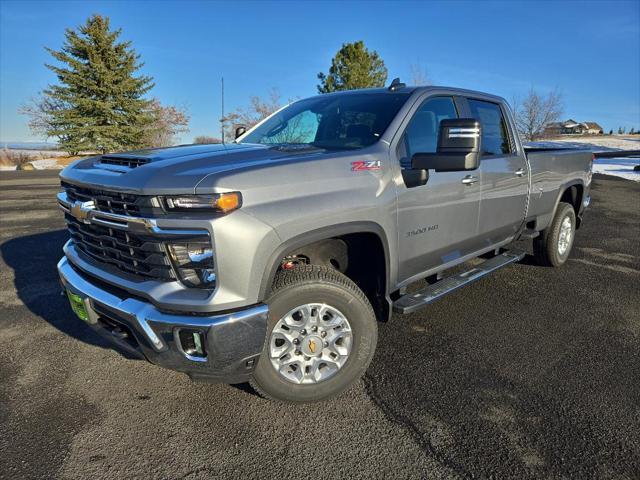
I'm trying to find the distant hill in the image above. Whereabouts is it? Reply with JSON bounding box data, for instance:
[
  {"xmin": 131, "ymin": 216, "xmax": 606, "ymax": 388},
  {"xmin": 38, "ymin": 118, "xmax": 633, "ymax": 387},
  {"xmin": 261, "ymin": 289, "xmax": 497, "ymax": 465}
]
[{"xmin": 1, "ymin": 141, "xmax": 59, "ymax": 150}]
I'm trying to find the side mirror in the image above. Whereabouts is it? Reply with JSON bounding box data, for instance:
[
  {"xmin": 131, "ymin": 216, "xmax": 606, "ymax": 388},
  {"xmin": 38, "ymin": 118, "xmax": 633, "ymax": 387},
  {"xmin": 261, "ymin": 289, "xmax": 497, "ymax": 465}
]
[
  {"xmin": 411, "ymin": 118, "xmax": 481, "ymax": 172},
  {"xmin": 235, "ymin": 125, "xmax": 247, "ymax": 139}
]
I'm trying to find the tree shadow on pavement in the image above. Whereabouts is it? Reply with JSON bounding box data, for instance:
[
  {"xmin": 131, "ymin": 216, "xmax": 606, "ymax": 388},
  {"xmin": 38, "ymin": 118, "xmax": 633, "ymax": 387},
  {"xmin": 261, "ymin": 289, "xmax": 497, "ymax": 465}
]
[{"xmin": 1, "ymin": 229, "xmax": 140, "ymax": 360}]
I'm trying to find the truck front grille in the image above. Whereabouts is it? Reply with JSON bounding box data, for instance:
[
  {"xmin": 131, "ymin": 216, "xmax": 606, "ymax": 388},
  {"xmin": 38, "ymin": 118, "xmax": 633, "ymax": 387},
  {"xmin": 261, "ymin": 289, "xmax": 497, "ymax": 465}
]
[
  {"xmin": 62, "ymin": 181, "xmax": 144, "ymax": 216},
  {"xmin": 65, "ymin": 213, "xmax": 175, "ymax": 281}
]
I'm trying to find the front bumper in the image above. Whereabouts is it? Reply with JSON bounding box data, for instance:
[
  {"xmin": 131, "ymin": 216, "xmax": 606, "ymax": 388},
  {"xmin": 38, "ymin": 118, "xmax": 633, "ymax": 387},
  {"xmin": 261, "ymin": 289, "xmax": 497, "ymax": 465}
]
[{"xmin": 58, "ymin": 256, "xmax": 269, "ymax": 383}]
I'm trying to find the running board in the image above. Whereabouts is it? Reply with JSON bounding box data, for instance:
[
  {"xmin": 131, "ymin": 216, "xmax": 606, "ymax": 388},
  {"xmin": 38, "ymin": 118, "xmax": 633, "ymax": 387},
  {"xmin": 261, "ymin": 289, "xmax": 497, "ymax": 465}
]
[
  {"xmin": 519, "ymin": 229, "xmax": 540, "ymax": 239},
  {"xmin": 393, "ymin": 250, "xmax": 526, "ymax": 314}
]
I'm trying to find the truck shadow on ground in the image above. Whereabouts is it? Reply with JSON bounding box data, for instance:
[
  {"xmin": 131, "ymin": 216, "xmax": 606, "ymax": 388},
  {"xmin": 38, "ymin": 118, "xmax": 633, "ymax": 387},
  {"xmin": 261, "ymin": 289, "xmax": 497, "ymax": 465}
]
[
  {"xmin": 1, "ymin": 229, "xmax": 140, "ymax": 360},
  {"xmin": 1, "ymin": 229, "xmax": 260, "ymax": 395}
]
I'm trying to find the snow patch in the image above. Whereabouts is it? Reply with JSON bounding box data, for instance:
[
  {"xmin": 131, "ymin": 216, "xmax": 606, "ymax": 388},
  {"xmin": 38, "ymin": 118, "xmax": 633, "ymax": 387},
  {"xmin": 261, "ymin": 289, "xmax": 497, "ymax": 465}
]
[
  {"xmin": 593, "ymin": 158, "xmax": 640, "ymax": 182},
  {"xmin": 0, "ymin": 158, "xmax": 63, "ymax": 171},
  {"xmin": 30, "ymin": 158, "xmax": 62, "ymax": 169},
  {"xmin": 536, "ymin": 136, "xmax": 640, "ymax": 151}
]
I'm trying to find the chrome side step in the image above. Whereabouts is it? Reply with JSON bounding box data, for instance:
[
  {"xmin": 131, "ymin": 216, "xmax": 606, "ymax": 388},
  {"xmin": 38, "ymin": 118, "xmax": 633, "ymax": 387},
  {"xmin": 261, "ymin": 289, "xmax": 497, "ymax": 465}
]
[{"xmin": 393, "ymin": 250, "xmax": 526, "ymax": 314}]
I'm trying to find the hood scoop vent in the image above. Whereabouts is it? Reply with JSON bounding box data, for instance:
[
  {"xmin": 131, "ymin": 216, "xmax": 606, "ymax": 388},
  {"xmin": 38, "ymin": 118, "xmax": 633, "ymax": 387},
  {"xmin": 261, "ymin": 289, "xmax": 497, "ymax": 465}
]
[{"xmin": 99, "ymin": 155, "xmax": 150, "ymax": 169}]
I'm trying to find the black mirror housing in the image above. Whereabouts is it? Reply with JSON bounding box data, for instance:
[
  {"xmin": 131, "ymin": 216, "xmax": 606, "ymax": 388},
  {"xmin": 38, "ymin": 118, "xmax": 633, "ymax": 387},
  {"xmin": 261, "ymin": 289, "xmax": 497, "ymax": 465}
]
[
  {"xmin": 235, "ymin": 125, "xmax": 247, "ymax": 139},
  {"xmin": 411, "ymin": 118, "xmax": 481, "ymax": 172}
]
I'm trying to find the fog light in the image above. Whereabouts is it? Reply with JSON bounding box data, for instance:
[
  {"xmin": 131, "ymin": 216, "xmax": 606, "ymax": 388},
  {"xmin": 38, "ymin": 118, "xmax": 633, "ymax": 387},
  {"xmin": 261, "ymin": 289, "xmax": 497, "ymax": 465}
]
[{"xmin": 178, "ymin": 329, "xmax": 207, "ymax": 359}]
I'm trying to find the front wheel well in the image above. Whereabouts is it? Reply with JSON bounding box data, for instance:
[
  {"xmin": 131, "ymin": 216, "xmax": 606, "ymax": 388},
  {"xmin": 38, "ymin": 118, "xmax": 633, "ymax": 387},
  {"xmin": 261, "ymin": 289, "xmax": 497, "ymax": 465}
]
[{"xmin": 276, "ymin": 233, "xmax": 390, "ymax": 322}]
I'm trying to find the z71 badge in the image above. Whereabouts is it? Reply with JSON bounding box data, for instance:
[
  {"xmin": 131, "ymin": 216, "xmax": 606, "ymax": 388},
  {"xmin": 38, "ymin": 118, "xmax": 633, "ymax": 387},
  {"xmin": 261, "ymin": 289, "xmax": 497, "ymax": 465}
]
[{"xmin": 351, "ymin": 160, "xmax": 381, "ymax": 171}]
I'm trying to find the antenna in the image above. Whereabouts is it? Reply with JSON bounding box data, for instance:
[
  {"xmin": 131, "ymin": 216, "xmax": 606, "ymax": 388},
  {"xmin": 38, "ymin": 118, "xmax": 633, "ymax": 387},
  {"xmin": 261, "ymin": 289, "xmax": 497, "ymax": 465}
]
[
  {"xmin": 221, "ymin": 77, "xmax": 225, "ymax": 144},
  {"xmin": 388, "ymin": 77, "xmax": 406, "ymax": 91}
]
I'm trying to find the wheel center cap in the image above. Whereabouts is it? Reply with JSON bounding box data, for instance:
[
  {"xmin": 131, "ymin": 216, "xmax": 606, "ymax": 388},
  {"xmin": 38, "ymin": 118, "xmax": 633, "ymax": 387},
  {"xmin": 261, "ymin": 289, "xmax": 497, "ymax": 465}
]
[{"xmin": 301, "ymin": 335, "xmax": 323, "ymax": 357}]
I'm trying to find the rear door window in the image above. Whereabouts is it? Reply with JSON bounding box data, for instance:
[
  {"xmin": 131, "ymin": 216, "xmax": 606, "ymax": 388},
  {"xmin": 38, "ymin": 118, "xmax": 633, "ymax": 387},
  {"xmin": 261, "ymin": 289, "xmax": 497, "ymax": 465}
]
[{"xmin": 467, "ymin": 99, "xmax": 512, "ymax": 156}]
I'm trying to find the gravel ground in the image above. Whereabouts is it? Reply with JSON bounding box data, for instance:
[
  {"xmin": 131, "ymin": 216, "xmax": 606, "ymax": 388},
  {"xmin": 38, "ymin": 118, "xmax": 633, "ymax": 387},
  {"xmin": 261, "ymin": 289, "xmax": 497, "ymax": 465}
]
[{"xmin": 0, "ymin": 171, "xmax": 638, "ymax": 479}]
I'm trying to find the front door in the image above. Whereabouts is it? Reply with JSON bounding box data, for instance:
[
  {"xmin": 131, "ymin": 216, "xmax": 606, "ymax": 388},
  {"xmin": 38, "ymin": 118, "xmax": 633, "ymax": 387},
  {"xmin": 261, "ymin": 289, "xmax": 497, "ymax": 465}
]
[
  {"xmin": 465, "ymin": 98, "xmax": 529, "ymax": 245},
  {"xmin": 395, "ymin": 95, "xmax": 483, "ymax": 283}
]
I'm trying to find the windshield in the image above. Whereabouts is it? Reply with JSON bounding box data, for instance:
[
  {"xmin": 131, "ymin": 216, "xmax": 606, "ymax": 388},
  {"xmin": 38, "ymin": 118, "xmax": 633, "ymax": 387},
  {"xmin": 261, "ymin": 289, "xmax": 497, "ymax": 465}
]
[{"xmin": 240, "ymin": 92, "xmax": 410, "ymax": 151}]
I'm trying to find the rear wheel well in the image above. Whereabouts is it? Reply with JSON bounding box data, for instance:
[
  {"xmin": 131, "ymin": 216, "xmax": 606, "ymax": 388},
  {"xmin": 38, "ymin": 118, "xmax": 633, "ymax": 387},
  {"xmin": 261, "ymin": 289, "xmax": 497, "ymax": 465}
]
[
  {"xmin": 278, "ymin": 233, "xmax": 389, "ymax": 322},
  {"xmin": 559, "ymin": 184, "xmax": 584, "ymax": 228}
]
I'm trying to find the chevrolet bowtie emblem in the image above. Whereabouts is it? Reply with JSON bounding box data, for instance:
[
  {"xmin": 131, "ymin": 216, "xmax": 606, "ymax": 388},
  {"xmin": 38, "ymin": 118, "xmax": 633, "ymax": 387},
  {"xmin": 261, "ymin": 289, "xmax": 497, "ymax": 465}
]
[{"xmin": 70, "ymin": 200, "xmax": 96, "ymax": 224}]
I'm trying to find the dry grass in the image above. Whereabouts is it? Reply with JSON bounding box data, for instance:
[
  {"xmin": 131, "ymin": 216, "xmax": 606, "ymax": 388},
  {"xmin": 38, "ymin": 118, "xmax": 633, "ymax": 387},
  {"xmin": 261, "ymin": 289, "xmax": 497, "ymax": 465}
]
[
  {"xmin": 0, "ymin": 149, "xmax": 90, "ymax": 169},
  {"xmin": 56, "ymin": 156, "xmax": 86, "ymax": 166},
  {"xmin": 0, "ymin": 149, "xmax": 37, "ymax": 167}
]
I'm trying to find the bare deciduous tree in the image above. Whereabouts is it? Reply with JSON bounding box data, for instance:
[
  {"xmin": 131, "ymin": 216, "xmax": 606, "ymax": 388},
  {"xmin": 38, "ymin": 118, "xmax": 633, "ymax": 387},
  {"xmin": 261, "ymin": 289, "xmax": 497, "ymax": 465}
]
[
  {"xmin": 143, "ymin": 99, "xmax": 190, "ymax": 147},
  {"xmin": 512, "ymin": 88, "xmax": 564, "ymax": 141},
  {"xmin": 221, "ymin": 88, "xmax": 290, "ymax": 141},
  {"xmin": 19, "ymin": 96, "xmax": 58, "ymax": 137},
  {"xmin": 409, "ymin": 63, "xmax": 430, "ymax": 86},
  {"xmin": 193, "ymin": 135, "xmax": 222, "ymax": 144},
  {"xmin": 19, "ymin": 95, "xmax": 78, "ymax": 153}
]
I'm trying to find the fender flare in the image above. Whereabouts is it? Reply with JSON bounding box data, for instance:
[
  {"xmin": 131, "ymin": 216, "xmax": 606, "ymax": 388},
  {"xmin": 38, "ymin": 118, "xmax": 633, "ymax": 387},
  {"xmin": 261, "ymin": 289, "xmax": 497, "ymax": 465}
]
[
  {"xmin": 257, "ymin": 221, "xmax": 391, "ymax": 302},
  {"xmin": 551, "ymin": 179, "xmax": 585, "ymax": 220}
]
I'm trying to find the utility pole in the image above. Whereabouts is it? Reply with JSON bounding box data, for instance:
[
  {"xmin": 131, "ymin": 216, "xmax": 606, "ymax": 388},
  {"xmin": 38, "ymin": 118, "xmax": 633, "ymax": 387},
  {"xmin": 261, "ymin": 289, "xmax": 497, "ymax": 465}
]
[{"xmin": 220, "ymin": 77, "xmax": 225, "ymax": 144}]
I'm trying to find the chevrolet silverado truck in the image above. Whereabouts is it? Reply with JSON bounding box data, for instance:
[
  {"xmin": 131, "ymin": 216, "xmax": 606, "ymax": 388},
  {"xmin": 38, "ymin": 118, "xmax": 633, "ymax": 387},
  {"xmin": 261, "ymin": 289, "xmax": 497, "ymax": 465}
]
[{"xmin": 57, "ymin": 80, "xmax": 593, "ymax": 403}]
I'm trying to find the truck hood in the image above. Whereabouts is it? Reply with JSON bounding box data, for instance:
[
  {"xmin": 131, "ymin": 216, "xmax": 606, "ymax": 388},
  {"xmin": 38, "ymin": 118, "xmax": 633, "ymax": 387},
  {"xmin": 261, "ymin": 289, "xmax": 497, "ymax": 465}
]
[{"xmin": 59, "ymin": 143, "xmax": 329, "ymax": 194}]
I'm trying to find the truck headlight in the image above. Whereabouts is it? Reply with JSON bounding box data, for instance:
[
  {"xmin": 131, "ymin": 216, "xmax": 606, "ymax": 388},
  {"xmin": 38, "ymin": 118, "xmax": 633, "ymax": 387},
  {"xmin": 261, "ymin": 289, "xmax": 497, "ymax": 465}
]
[
  {"xmin": 167, "ymin": 242, "xmax": 216, "ymax": 289},
  {"xmin": 163, "ymin": 193, "xmax": 241, "ymax": 213}
]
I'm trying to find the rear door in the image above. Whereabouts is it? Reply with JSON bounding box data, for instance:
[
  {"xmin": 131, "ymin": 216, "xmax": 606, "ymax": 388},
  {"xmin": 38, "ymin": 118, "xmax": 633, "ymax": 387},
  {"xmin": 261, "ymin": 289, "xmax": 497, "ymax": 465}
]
[
  {"xmin": 394, "ymin": 95, "xmax": 483, "ymax": 283},
  {"xmin": 464, "ymin": 98, "xmax": 529, "ymax": 245}
]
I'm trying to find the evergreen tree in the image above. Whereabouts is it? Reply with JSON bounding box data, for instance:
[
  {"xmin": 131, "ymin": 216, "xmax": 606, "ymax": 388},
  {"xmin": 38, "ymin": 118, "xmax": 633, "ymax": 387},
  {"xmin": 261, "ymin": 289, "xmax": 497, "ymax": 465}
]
[
  {"xmin": 42, "ymin": 15, "xmax": 154, "ymax": 153},
  {"xmin": 317, "ymin": 41, "xmax": 388, "ymax": 93}
]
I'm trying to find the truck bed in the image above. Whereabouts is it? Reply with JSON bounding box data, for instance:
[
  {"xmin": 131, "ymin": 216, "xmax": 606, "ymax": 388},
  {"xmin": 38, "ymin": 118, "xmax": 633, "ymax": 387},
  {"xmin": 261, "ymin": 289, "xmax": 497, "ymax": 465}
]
[{"xmin": 524, "ymin": 148, "xmax": 593, "ymax": 231}]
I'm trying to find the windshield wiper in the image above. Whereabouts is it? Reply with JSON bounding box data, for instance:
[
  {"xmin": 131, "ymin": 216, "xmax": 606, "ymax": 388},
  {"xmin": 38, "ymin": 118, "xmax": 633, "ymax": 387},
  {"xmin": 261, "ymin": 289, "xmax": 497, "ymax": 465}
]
[
  {"xmin": 310, "ymin": 142, "xmax": 361, "ymax": 151},
  {"xmin": 267, "ymin": 143, "xmax": 323, "ymax": 152}
]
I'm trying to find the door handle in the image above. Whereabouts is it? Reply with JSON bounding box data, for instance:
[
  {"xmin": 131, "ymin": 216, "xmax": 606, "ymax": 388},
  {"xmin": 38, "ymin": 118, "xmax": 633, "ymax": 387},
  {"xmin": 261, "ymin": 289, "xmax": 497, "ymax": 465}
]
[
  {"xmin": 461, "ymin": 175, "xmax": 478, "ymax": 185},
  {"xmin": 515, "ymin": 168, "xmax": 525, "ymax": 177}
]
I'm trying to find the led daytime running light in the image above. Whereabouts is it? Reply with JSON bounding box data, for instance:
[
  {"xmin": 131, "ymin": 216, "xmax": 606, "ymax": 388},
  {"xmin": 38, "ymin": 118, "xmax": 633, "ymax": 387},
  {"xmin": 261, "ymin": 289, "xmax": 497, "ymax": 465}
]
[{"xmin": 164, "ymin": 192, "xmax": 241, "ymax": 212}]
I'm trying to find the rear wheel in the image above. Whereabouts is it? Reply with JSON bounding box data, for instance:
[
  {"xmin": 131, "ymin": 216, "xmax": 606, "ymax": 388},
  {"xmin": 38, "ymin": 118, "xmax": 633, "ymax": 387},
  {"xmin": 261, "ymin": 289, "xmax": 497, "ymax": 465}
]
[
  {"xmin": 533, "ymin": 202, "xmax": 576, "ymax": 267},
  {"xmin": 250, "ymin": 265, "xmax": 377, "ymax": 403}
]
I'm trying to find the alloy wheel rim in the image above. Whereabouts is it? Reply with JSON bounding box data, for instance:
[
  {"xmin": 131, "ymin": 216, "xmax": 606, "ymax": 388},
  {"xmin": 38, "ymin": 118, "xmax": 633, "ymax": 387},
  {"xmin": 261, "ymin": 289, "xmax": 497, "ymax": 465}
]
[
  {"xmin": 558, "ymin": 216, "xmax": 573, "ymax": 255},
  {"xmin": 269, "ymin": 303, "xmax": 353, "ymax": 384}
]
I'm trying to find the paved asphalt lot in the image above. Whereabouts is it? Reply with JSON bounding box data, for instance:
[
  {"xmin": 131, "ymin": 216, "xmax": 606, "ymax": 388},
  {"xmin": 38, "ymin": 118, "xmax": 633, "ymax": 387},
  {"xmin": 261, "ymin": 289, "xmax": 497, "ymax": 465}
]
[{"xmin": 1, "ymin": 170, "xmax": 638, "ymax": 479}]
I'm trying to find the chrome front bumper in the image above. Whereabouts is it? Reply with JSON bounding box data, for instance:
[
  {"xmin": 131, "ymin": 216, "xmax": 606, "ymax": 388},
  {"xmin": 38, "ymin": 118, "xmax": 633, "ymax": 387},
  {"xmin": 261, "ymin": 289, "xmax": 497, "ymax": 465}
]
[{"xmin": 58, "ymin": 256, "xmax": 269, "ymax": 383}]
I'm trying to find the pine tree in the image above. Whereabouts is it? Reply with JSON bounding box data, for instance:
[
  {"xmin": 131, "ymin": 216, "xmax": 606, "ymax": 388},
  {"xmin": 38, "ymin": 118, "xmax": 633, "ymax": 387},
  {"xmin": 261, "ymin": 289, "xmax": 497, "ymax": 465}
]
[
  {"xmin": 317, "ymin": 41, "xmax": 388, "ymax": 93},
  {"xmin": 43, "ymin": 15, "xmax": 154, "ymax": 153}
]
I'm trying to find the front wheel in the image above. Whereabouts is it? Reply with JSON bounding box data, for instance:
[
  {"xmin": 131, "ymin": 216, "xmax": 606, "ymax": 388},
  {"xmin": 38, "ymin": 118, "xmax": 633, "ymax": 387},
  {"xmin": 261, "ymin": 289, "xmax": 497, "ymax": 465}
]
[
  {"xmin": 250, "ymin": 265, "xmax": 377, "ymax": 403},
  {"xmin": 533, "ymin": 202, "xmax": 576, "ymax": 267}
]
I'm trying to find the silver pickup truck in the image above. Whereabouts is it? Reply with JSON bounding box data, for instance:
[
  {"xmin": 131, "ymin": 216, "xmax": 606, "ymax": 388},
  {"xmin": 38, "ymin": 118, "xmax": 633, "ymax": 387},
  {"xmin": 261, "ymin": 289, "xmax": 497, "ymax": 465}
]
[{"xmin": 57, "ymin": 80, "xmax": 592, "ymax": 402}]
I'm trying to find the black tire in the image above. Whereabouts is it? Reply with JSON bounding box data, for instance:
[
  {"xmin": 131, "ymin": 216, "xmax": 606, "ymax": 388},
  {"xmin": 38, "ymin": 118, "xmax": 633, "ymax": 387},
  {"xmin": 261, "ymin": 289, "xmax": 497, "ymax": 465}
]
[
  {"xmin": 533, "ymin": 202, "xmax": 576, "ymax": 267},
  {"xmin": 250, "ymin": 265, "xmax": 377, "ymax": 403}
]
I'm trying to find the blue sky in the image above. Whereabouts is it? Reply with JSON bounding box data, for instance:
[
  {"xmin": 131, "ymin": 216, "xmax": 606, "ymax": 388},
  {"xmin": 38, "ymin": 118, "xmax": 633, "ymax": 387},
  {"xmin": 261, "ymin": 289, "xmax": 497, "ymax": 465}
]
[{"xmin": 1, "ymin": 0, "xmax": 639, "ymax": 143}]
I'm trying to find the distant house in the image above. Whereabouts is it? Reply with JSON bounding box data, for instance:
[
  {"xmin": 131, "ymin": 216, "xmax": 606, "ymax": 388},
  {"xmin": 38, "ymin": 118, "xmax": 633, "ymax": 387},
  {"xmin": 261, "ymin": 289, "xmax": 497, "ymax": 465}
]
[
  {"xmin": 543, "ymin": 122, "xmax": 565, "ymax": 136},
  {"xmin": 543, "ymin": 119, "xmax": 603, "ymax": 136},
  {"xmin": 583, "ymin": 122, "xmax": 603, "ymax": 135}
]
